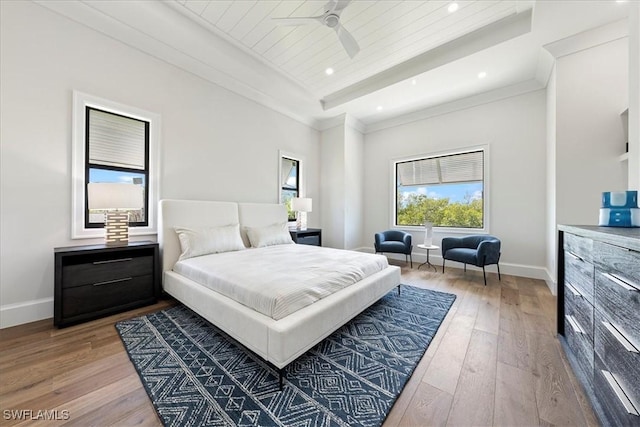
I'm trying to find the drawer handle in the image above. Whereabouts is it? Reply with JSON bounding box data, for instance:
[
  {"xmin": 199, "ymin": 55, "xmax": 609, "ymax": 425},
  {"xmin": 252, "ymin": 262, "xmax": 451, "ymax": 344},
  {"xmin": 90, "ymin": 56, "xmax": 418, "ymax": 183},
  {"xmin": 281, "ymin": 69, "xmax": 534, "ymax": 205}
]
[
  {"xmin": 602, "ymin": 272, "xmax": 640, "ymax": 292},
  {"xmin": 565, "ymin": 282, "xmax": 582, "ymax": 297},
  {"xmin": 93, "ymin": 258, "xmax": 133, "ymax": 265},
  {"xmin": 93, "ymin": 277, "xmax": 132, "ymax": 287},
  {"xmin": 567, "ymin": 251, "xmax": 583, "ymax": 262},
  {"xmin": 565, "ymin": 315, "xmax": 585, "ymax": 334},
  {"xmin": 602, "ymin": 322, "xmax": 640, "ymax": 353},
  {"xmin": 601, "ymin": 370, "xmax": 640, "ymax": 416}
]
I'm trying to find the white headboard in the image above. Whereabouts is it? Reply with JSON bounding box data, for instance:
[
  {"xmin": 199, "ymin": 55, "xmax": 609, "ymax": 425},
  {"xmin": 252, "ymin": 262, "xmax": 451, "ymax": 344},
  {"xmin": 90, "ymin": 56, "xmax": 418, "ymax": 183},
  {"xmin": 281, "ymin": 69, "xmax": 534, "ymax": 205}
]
[
  {"xmin": 238, "ymin": 202, "xmax": 288, "ymax": 247},
  {"xmin": 158, "ymin": 200, "xmax": 289, "ymax": 275},
  {"xmin": 158, "ymin": 200, "xmax": 240, "ymax": 274}
]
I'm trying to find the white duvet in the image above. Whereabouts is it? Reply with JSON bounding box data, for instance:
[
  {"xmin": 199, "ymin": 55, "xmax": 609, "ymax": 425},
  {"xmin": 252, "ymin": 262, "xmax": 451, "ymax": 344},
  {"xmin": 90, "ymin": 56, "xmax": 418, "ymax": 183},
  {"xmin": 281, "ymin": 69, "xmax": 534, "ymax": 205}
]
[{"xmin": 172, "ymin": 244, "xmax": 389, "ymax": 320}]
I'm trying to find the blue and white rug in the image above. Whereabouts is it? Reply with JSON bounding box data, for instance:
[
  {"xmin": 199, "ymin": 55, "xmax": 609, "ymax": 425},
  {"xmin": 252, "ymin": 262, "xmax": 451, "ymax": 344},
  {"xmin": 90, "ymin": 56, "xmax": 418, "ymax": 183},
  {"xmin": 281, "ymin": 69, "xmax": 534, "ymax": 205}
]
[{"xmin": 116, "ymin": 285, "xmax": 456, "ymax": 427}]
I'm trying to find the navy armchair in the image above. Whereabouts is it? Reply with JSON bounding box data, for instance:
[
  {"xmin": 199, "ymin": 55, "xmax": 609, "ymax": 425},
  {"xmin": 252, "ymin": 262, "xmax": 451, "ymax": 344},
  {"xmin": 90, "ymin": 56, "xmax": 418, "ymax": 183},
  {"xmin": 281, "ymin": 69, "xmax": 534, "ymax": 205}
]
[
  {"xmin": 441, "ymin": 235, "xmax": 501, "ymax": 286},
  {"xmin": 375, "ymin": 230, "xmax": 413, "ymax": 268}
]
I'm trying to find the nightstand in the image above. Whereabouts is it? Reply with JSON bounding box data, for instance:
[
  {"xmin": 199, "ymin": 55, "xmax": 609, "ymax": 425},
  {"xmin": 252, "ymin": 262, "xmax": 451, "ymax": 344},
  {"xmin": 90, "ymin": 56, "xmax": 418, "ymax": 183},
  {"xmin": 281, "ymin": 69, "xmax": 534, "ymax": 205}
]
[
  {"xmin": 54, "ymin": 241, "xmax": 160, "ymax": 327},
  {"xmin": 289, "ymin": 228, "xmax": 322, "ymax": 246}
]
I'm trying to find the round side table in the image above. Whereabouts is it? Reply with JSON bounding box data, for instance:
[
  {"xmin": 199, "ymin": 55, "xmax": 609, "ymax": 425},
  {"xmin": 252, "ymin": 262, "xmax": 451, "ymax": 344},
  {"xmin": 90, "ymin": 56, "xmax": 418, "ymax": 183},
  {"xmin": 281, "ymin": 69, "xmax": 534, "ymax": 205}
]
[{"xmin": 416, "ymin": 244, "xmax": 439, "ymax": 272}]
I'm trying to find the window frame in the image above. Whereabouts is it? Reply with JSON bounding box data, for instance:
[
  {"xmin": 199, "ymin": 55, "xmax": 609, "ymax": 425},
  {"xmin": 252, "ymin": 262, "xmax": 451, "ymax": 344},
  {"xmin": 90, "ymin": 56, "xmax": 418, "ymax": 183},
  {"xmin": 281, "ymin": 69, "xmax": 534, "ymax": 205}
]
[
  {"xmin": 391, "ymin": 145, "xmax": 489, "ymax": 234},
  {"xmin": 84, "ymin": 106, "xmax": 150, "ymax": 229},
  {"xmin": 278, "ymin": 150, "xmax": 305, "ymax": 223},
  {"xmin": 72, "ymin": 91, "xmax": 160, "ymax": 239}
]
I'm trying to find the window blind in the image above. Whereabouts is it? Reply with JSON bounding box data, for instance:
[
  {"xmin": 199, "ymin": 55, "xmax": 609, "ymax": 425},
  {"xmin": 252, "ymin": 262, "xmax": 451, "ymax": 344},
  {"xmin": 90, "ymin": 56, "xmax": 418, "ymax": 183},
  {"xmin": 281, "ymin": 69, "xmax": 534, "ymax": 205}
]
[
  {"xmin": 281, "ymin": 157, "xmax": 297, "ymax": 189},
  {"xmin": 88, "ymin": 108, "xmax": 146, "ymax": 170},
  {"xmin": 397, "ymin": 150, "xmax": 483, "ymax": 186}
]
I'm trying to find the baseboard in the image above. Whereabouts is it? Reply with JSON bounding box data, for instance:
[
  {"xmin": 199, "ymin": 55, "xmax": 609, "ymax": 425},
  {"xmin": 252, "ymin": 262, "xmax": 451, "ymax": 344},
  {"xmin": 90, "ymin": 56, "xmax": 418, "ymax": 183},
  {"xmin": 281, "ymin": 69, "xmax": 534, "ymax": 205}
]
[
  {"xmin": 359, "ymin": 246, "xmax": 555, "ymax": 287},
  {"xmin": 0, "ymin": 297, "xmax": 53, "ymax": 329}
]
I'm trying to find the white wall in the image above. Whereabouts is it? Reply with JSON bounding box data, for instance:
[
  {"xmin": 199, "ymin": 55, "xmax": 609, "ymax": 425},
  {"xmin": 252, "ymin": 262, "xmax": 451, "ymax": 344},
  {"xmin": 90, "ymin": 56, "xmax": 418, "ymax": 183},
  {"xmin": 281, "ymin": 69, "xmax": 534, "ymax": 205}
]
[
  {"xmin": 320, "ymin": 124, "xmax": 346, "ymax": 249},
  {"xmin": 555, "ymin": 38, "xmax": 628, "ymax": 227},
  {"xmin": 0, "ymin": 1, "xmax": 320, "ymax": 328},
  {"xmin": 363, "ymin": 90, "xmax": 548, "ymax": 279},
  {"xmin": 344, "ymin": 120, "xmax": 364, "ymax": 250},
  {"xmin": 546, "ymin": 66, "xmax": 558, "ymax": 293},
  {"xmin": 319, "ymin": 116, "xmax": 365, "ymax": 250},
  {"xmin": 629, "ymin": 4, "xmax": 640, "ymax": 191}
]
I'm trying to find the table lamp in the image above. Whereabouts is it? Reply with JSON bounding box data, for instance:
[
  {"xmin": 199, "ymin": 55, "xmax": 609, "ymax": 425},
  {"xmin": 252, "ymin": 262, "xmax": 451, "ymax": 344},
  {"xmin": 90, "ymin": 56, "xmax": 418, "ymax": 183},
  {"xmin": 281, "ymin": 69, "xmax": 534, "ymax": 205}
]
[
  {"xmin": 291, "ymin": 197, "xmax": 312, "ymax": 230},
  {"xmin": 88, "ymin": 183, "xmax": 144, "ymax": 245}
]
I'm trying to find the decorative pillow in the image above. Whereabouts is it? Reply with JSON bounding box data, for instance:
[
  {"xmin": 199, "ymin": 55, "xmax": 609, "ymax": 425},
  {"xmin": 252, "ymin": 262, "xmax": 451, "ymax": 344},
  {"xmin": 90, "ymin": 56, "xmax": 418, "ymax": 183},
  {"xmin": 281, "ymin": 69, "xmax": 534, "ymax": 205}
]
[
  {"xmin": 245, "ymin": 223, "xmax": 294, "ymax": 248},
  {"xmin": 175, "ymin": 224, "xmax": 245, "ymax": 260}
]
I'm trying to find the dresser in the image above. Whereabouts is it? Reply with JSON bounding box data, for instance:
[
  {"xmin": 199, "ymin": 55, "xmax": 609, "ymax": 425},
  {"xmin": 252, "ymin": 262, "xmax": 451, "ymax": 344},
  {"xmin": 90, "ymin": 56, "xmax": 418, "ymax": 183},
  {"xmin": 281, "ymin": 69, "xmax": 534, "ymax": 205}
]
[
  {"xmin": 289, "ymin": 228, "xmax": 322, "ymax": 246},
  {"xmin": 54, "ymin": 241, "xmax": 160, "ymax": 327},
  {"xmin": 558, "ymin": 225, "xmax": 640, "ymax": 426}
]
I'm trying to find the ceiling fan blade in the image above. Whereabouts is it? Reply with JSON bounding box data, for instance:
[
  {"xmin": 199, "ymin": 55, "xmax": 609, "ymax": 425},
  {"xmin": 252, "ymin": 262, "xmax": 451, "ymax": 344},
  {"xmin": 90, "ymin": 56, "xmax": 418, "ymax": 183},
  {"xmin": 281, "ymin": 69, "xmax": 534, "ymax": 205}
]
[
  {"xmin": 334, "ymin": 23, "xmax": 360, "ymax": 59},
  {"xmin": 272, "ymin": 16, "xmax": 322, "ymax": 26},
  {"xmin": 332, "ymin": 0, "xmax": 352, "ymax": 13}
]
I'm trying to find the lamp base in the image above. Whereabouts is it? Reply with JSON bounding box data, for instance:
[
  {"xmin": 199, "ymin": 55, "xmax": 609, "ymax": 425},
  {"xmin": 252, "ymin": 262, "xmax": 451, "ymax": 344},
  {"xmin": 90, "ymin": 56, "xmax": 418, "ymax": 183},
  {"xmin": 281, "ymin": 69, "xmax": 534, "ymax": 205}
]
[
  {"xmin": 105, "ymin": 211, "xmax": 130, "ymax": 245},
  {"xmin": 296, "ymin": 212, "xmax": 308, "ymax": 231}
]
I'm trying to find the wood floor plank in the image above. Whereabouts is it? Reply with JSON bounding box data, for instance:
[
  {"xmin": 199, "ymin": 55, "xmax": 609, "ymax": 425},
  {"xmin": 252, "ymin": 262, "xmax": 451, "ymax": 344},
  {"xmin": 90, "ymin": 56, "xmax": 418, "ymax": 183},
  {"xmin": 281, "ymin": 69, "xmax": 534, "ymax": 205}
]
[
  {"xmin": 494, "ymin": 361, "xmax": 540, "ymax": 426},
  {"xmin": 446, "ymin": 330, "xmax": 498, "ymax": 426},
  {"xmin": 422, "ymin": 314, "xmax": 475, "ymax": 395},
  {"xmin": 397, "ymin": 382, "xmax": 453, "ymax": 427},
  {"xmin": 0, "ymin": 272, "xmax": 596, "ymax": 427},
  {"xmin": 527, "ymin": 331, "xmax": 589, "ymax": 426}
]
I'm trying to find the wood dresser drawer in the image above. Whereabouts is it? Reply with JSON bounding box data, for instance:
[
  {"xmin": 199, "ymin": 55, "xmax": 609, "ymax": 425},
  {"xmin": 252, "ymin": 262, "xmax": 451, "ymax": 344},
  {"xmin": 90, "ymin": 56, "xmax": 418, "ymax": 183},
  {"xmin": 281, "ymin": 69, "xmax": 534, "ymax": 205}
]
[
  {"xmin": 595, "ymin": 270, "xmax": 640, "ymax": 347},
  {"xmin": 62, "ymin": 255, "xmax": 153, "ymax": 288},
  {"xmin": 593, "ymin": 241, "xmax": 640, "ymax": 287},
  {"xmin": 594, "ymin": 311, "xmax": 640, "ymax": 414},
  {"xmin": 564, "ymin": 284, "xmax": 594, "ymax": 344},
  {"xmin": 565, "ymin": 250, "xmax": 595, "ymax": 305},
  {"xmin": 54, "ymin": 242, "xmax": 160, "ymax": 327},
  {"xmin": 62, "ymin": 275, "xmax": 154, "ymax": 319},
  {"xmin": 564, "ymin": 233, "xmax": 593, "ymax": 262},
  {"xmin": 564, "ymin": 313, "xmax": 594, "ymax": 386},
  {"xmin": 594, "ymin": 355, "xmax": 640, "ymax": 426}
]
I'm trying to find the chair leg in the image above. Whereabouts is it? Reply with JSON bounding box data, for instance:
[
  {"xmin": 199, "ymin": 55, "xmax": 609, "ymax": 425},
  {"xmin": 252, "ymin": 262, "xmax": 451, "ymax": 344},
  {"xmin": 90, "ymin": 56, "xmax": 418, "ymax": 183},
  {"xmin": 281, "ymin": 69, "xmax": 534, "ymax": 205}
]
[
  {"xmin": 410, "ymin": 254, "xmax": 413, "ymax": 269},
  {"xmin": 497, "ymin": 263, "xmax": 501, "ymax": 281},
  {"xmin": 464, "ymin": 263, "xmax": 467, "ymax": 272},
  {"xmin": 442, "ymin": 259, "xmax": 445, "ymax": 274},
  {"xmin": 482, "ymin": 266, "xmax": 487, "ymax": 286}
]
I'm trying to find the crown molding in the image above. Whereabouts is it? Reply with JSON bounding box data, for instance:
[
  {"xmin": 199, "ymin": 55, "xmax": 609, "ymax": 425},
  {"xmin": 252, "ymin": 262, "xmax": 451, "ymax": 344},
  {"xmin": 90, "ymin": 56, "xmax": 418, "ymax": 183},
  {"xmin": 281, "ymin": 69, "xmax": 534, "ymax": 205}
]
[
  {"xmin": 543, "ymin": 18, "xmax": 628, "ymax": 59},
  {"xmin": 365, "ymin": 79, "xmax": 544, "ymax": 134}
]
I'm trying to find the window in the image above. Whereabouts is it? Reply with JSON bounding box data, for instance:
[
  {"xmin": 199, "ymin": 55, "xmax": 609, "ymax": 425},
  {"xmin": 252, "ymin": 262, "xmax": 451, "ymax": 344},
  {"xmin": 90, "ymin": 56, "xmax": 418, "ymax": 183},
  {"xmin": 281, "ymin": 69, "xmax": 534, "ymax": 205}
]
[
  {"xmin": 394, "ymin": 148, "xmax": 486, "ymax": 229},
  {"xmin": 85, "ymin": 108, "xmax": 149, "ymax": 228},
  {"xmin": 72, "ymin": 91, "xmax": 160, "ymax": 239},
  {"xmin": 280, "ymin": 157, "xmax": 299, "ymax": 221}
]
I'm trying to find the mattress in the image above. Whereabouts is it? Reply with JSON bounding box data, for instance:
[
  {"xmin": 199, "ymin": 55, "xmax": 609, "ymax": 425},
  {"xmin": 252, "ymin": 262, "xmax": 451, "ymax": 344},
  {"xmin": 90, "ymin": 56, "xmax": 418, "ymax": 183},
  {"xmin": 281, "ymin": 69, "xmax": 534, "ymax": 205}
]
[{"xmin": 172, "ymin": 244, "xmax": 389, "ymax": 320}]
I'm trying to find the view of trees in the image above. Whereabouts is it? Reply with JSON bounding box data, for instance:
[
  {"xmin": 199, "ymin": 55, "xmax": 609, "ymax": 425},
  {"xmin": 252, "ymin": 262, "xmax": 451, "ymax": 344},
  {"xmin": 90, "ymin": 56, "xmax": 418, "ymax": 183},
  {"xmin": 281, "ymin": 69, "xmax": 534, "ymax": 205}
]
[{"xmin": 397, "ymin": 192, "xmax": 483, "ymax": 228}]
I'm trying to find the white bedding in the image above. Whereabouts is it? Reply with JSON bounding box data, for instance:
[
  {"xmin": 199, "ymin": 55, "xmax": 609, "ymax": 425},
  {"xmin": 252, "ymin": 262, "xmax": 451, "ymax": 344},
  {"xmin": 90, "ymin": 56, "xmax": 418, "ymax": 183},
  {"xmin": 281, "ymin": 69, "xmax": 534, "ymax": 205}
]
[{"xmin": 172, "ymin": 244, "xmax": 389, "ymax": 320}]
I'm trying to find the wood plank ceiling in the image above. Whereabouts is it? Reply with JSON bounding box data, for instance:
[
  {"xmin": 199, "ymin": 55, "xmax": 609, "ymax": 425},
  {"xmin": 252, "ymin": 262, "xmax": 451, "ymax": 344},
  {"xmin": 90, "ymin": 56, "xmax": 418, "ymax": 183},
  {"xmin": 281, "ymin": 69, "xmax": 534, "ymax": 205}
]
[{"xmin": 174, "ymin": 1, "xmax": 524, "ymax": 97}]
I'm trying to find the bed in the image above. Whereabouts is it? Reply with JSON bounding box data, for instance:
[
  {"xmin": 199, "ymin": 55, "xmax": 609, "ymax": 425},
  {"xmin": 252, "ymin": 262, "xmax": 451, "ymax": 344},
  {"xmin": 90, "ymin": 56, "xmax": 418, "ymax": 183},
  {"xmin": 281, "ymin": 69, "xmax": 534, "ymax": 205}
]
[{"xmin": 158, "ymin": 199, "xmax": 401, "ymax": 386}]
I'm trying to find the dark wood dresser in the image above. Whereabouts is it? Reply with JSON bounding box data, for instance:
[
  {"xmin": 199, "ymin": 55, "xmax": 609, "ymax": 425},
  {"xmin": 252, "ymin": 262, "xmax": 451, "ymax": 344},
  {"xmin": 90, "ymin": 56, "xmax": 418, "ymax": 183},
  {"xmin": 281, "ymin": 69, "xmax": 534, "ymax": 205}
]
[
  {"xmin": 557, "ymin": 225, "xmax": 640, "ymax": 425},
  {"xmin": 54, "ymin": 241, "xmax": 160, "ymax": 327}
]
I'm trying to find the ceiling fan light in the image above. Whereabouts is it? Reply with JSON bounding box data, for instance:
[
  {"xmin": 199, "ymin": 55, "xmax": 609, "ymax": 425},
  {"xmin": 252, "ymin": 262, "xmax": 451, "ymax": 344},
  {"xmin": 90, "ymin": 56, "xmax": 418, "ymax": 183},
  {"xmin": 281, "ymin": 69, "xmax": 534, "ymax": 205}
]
[
  {"xmin": 325, "ymin": 67, "xmax": 334, "ymax": 75},
  {"xmin": 325, "ymin": 14, "xmax": 340, "ymax": 28}
]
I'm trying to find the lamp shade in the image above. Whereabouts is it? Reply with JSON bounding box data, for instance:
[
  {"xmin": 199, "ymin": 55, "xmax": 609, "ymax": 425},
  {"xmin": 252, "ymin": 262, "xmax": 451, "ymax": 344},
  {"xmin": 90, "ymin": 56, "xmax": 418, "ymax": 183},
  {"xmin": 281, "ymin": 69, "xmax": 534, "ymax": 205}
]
[
  {"xmin": 88, "ymin": 183, "xmax": 144, "ymax": 210},
  {"xmin": 291, "ymin": 197, "xmax": 312, "ymax": 212}
]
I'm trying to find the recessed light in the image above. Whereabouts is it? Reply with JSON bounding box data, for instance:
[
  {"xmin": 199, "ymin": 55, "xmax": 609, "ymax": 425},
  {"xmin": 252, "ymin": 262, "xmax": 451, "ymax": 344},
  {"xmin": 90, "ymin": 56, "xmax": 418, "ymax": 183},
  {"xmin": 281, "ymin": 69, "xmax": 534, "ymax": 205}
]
[
  {"xmin": 477, "ymin": 71, "xmax": 487, "ymax": 79},
  {"xmin": 448, "ymin": 3, "xmax": 459, "ymax": 13},
  {"xmin": 411, "ymin": 78, "xmax": 417, "ymax": 85},
  {"xmin": 325, "ymin": 67, "xmax": 334, "ymax": 75},
  {"xmin": 376, "ymin": 106, "xmax": 383, "ymax": 111}
]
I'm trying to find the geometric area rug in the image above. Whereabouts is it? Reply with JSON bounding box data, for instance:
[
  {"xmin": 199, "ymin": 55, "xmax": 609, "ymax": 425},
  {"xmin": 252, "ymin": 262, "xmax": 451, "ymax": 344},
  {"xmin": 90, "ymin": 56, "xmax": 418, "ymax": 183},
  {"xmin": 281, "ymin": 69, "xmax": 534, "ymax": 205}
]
[{"xmin": 116, "ymin": 285, "xmax": 456, "ymax": 427}]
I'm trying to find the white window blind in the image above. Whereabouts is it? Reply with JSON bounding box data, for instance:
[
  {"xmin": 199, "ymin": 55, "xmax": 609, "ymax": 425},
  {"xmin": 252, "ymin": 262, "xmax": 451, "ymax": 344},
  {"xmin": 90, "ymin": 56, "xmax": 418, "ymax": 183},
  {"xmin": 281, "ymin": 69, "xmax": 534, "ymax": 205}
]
[
  {"xmin": 88, "ymin": 109, "xmax": 146, "ymax": 170},
  {"xmin": 397, "ymin": 150, "xmax": 483, "ymax": 186}
]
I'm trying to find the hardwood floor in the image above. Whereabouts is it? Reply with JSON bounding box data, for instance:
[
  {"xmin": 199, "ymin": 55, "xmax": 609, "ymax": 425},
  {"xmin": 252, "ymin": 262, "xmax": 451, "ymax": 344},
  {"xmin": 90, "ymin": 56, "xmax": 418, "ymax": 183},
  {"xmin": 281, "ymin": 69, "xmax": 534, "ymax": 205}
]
[{"xmin": 0, "ymin": 265, "xmax": 598, "ymax": 426}]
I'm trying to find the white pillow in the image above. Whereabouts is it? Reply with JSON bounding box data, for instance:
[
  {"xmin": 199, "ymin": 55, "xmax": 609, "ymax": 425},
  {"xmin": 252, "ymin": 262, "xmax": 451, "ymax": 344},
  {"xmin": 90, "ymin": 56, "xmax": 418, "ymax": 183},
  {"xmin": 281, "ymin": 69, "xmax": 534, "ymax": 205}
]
[
  {"xmin": 175, "ymin": 224, "xmax": 245, "ymax": 260},
  {"xmin": 246, "ymin": 223, "xmax": 294, "ymax": 248}
]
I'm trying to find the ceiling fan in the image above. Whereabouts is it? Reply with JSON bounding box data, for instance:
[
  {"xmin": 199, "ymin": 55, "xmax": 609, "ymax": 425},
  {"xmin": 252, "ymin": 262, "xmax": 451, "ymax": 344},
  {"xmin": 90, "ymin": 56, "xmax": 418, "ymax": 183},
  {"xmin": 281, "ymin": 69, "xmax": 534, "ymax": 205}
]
[{"xmin": 272, "ymin": 0, "xmax": 360, "ymax": 59}]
